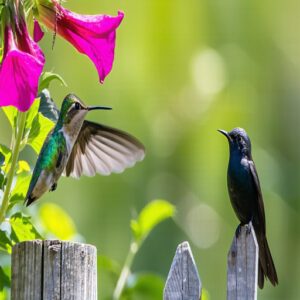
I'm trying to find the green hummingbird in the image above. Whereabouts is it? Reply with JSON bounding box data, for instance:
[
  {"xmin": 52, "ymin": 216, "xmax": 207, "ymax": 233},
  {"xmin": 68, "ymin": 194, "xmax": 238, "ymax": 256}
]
[{"xmin": 24, "ymin": 94, "xmax": 145, "ymax": 206}]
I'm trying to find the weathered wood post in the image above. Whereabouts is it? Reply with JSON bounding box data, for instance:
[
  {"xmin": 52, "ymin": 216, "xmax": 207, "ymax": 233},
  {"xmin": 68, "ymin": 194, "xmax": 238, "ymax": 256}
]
[
  {"xmin": 11, "ymin": 240, "xmax": 97, "ymax": 300},
  {"xmin": 163, "ymin": 241, "xmax": 201, "ymax": 300},
  {"xmin": 227, "ymin": 223, "xmax": 258, "ymax": 300}
]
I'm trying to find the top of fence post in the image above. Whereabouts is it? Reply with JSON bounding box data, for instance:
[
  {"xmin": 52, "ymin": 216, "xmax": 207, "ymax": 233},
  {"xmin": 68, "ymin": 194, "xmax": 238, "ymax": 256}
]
[
  {"xmin": 227, "ymin": 223, "xmax": 258, "ymax": 300},
  {"xmin": 11, "ymin": 240, "xmax": 97, "ymax": 300},
  {"xmin": 163, "ymin": 241, "xmax": 201, "ymax": 300}
]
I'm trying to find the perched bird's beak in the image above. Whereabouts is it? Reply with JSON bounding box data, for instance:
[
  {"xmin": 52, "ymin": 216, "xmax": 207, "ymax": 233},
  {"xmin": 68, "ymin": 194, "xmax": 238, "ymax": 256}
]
[
  {"xmin": 218, "ymin": 129, "xmax": 231, "ymax": 141},
  {"xmin": 87, "ymin": 106, "xmax": 112, "ymax": 111}
]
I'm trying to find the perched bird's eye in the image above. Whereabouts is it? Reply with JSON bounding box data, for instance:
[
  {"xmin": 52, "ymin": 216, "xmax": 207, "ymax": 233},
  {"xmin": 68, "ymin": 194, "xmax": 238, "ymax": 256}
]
[{"xmin": 75, "ymin": 102, "xmax": 81, "ymax": 110}]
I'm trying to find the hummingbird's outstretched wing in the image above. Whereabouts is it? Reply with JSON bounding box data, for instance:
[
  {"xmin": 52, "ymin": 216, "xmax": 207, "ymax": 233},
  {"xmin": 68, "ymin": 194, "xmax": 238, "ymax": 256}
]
[{"xmin": 64, "ymin": 121, "xmax": 145, "ymax": 178}]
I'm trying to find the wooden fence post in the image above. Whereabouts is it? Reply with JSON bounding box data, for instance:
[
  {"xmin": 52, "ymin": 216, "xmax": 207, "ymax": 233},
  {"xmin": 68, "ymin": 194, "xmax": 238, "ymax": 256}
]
[
  {"xmin": 11, "ymin": 240, "xmax": 97, "ymax": 300},
  {"xmin": 163, "ymin": 241, "xmax": 201, "ymax": 300},
  {"xmin": 227, "ymin": 223, "xmax": 258, "ymax": 300}
]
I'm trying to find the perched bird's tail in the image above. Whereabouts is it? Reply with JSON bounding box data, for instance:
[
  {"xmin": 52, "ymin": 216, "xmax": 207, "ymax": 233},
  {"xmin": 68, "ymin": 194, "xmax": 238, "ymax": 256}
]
[{"xmin": 258, "ymin": 235, "xmax": 278, "ymax": 289}]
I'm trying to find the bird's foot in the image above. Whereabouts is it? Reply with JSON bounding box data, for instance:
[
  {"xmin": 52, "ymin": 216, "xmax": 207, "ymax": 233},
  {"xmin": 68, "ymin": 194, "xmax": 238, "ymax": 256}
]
[
  {"xmin": 50, "ymin": 182, "xmax": 57, "ymax": 192},
  {"xmin": 235, "ymin": 223, "xmax": 252, "ymax": 238},
  {"xmin": 245, "ymin": 223, "xmax": 252, "ymax": 235}
]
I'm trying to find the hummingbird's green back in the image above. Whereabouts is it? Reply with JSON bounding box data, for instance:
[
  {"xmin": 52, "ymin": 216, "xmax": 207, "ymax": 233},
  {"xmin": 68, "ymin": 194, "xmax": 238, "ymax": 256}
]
[{"xmin": 25, "ymin": 129, "xmax": 67, "ymax": 203}]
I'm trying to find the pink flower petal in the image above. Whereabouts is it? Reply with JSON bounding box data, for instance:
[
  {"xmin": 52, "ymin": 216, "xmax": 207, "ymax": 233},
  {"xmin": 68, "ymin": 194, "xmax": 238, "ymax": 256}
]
[
  {"xmin": 33, "ymin": 19, "xmax": 44, "ymax": 42},
  {"xmin": 0, "ymin": 24, "xmax": 45, "ymax": 112},
  {"xmin": 60, "ymin": 11, "xmax": 124, "ymax": 83},
  {"xmin": 39, "ymin": 2, "xmax": 124, "ymax": 83},
  {"xmin": 0, "ymin": 50, "xmax": 44, "ymax": 112}
]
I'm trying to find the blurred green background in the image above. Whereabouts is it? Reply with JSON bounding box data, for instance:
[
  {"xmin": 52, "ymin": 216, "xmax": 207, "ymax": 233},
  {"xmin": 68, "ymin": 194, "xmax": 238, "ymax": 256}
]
[{"xmin": 1, "ymin": 0, "xmax": 300, "ymax": 299}]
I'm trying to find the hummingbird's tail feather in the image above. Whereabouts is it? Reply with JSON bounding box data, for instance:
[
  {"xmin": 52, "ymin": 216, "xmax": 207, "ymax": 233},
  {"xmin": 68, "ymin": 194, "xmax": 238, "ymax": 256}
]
[
  {"xmin": 258, "ymin": 235, "xmax": 278, "ymax": 289},
  {"xmin": 24, "ymin": 194, "xmax": 37, "ymax": 207}
]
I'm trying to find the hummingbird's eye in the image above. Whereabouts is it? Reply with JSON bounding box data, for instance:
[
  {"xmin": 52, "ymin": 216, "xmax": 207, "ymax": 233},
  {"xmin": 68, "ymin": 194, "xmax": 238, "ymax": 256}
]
[{"xmin": 75, "ymin": 102, "xmax": 81, "ymax": 110}]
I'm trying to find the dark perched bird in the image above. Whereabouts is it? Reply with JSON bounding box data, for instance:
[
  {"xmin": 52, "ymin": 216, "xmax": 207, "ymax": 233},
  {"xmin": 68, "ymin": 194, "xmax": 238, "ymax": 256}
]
[
  {"xmin": 218, "ymin": 127, "xmax": 278, "ymax": 289},
  {"xmin": 25, "ymin": 94, "xmax": 145, "ymax": 206}
]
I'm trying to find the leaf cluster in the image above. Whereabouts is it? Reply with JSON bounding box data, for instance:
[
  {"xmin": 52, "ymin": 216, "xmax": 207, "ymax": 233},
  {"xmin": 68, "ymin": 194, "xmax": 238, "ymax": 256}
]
[
  {"xmin": 103, "ymin": 199, "xmax": 175, "ymax": 299},
  {"xmin": 0, "ymin": 73, "xmax": 72, "ymax": 298}
]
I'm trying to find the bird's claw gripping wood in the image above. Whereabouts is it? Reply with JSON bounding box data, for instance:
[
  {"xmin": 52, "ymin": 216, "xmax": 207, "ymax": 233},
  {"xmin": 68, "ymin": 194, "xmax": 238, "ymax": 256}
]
[
  {"xmin": 235, "ymin": 224, "xmax": 242, "ymax": 238},
  {"xmin": 246, "ymin": 223, "xmax": 252, "ymax": 235},
  {"xmin": 236, "ymin": 223, "xmax": 252, "ymax": 238}
]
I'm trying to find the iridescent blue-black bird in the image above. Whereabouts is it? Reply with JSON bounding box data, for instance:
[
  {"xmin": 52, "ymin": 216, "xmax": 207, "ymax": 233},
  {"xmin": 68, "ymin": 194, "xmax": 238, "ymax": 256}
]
[{"xmin": 218, "ymin": 127, "xmax": 278, "ymax": 289}]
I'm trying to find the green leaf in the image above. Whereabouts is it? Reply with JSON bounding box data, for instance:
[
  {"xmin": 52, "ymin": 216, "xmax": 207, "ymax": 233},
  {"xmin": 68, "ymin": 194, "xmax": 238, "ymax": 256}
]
[
  {"xmin": 0, "ymin": 289, "xmax": 8, "ymax": 300},
  {"xmin": 0, "ymin": 5, "xmax": 4, "ymax": 21},
  {"xmin": 0, "ymin": 230, "xmax": 12, "ymax": 254},
  {"xmin": 25, "ymin": 98, "xmax": 40, "ymax": 132},
  {"xmin": 16, "ymin": 160, "xmax": 30, "ymax": 174},
  {"xmin": 0, "ymin": 145, "xmax": 10, "ymax": 163},
  {"xmin": 39, "ymin": 203, "xmax": 76, "ymax": 240},
  {"xmin": 38, "ymin": 89, "xmax": 60, "ymax": 123},
  {"xmin": 0, "ymin": 170, "xmax": 4, "ymax": 190},
  {"xmin": 27, "ymin": 112, "xmax": 54, "ymax": 154},
  {"xmin": 0, "ymin": 152, "xmax": 5, "ymax": 189},
  {"xmin": 19, "ymin": 97, "xmax": 54, "ymax": 154},
  {"xmin": 0, "ymin": 152, "xmax": 4, "ymax": 188},
  {"xmin": 131, "ymin": 200, "xmax": 175, "ymax": 242},
  {"xmin": 0, "ymin": 145, "xmax": 11, "ymax": 188},
  {"xmin": 0, "ymin": 144, "xmax": 11, "ymax": 173},
  {"xmin": 0, "ymin": 152, "xmax": 4, "ymax": 167},
  {"xmin": 10, "ymin": 212, "xmax": 42, "ymax": 242},
  {"xmin": 38, "ymin": 71, "xmax": 67, "ymax": 93},
  {"xmin": 122, "ymin": 273, "xmax": 164, "ymax": 300},
  {"xmin": 0, "ymin": 266, "xmax": 10, "ymax": 291},
  {"xmin": 8, "ymin": 173, "xmax": 31, "ymax": 209},
  {"xmin": 2, "ymin": 106, "xmax": 17, "ymax": 128}
]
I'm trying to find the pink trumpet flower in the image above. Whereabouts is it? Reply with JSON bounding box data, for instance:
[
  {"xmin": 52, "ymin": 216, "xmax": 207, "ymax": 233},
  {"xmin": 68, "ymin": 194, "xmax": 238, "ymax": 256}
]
[
  {"xmin": 33, "ymin": 19, "xmax": 45, "ymax": 42},
  {"xmin": 0, "ymin": 19, "xmax": 45, "ymax": 112},
  {"xmin": 37, "ymin": 1, "xmax": 124, "ymax": 83}
]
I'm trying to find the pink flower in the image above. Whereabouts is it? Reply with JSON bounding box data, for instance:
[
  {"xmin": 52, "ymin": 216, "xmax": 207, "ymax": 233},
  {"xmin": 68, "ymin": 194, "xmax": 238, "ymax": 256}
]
[
  {"xmin": 0, "ymin": 19, "xmax": 45, "ymax": 112},
  {"xmin": 33, "ymin": 19, "xmax": 45, "ymax": 42},
  {"xmin": 37, "ymin": 1, "xmax": 124, "ymax": 83}
]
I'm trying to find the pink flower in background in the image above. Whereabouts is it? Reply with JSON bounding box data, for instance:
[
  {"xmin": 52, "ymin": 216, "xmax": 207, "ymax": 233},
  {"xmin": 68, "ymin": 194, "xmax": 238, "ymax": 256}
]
[
  {"xmin": 33, "ymin": 19, "xmax": 44, "ymax": 42},
  {"xmin": 0, "ymin": 19, "xmax": 45, "ymax": 112},
  {"xmin": 37, "ymin": 1, "xmax": 124, "ymax": 83}
]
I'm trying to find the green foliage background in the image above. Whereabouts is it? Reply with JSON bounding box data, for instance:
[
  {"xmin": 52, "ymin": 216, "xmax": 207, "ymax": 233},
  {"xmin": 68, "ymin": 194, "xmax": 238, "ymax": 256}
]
[{"xmin": 1, "ymin": 0, "xmax": 299, "ymax": 299}]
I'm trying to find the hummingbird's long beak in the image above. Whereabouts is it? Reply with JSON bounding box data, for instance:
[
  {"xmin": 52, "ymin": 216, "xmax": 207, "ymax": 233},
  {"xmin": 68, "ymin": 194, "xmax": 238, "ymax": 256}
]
[
  {"xmin": 218, "ymin": 129, "xmax": 231, "ymax": 140},
  {"xmin": 87, "ymin": 106, "xmax": 112, "ymax": 111}
]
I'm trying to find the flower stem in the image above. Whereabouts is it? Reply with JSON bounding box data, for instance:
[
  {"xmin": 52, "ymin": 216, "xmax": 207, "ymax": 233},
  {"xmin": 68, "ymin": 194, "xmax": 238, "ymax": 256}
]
[
  {"xmin": 0, "ymin": 111, "xmax": 27, "ymax": 224},
  {"xmin": 113, "ymin": 241, "xmax": 139, "ymax": 300}
]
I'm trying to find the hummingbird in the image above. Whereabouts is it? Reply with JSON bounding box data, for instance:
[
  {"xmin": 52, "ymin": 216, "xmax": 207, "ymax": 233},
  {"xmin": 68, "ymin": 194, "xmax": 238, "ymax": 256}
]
[
  {"xmin": 218, "ymin": 127, "xmax": 278, "ymax": 289},
  {"xmin": 25, "ymin": 94, "xmax": 145, "ymax": 206}
]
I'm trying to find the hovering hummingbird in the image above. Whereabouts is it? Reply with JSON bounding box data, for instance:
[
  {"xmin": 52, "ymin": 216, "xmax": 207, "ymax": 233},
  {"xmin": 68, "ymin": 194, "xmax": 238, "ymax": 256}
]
[
  {"xmin": 25, "ymin": 94, "xmax": 145, "ymax": 206},
  {"xmin": 218, "ymin": 127, "xmax": 278, "ymax": 288}
]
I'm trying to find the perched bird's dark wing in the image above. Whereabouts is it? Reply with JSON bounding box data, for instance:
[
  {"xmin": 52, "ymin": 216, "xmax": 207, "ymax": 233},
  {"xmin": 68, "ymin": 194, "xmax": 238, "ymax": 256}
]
[
  {"xmin": 65, "ymin": 120, "xmax": 145, "ymax": 178},
  {"xmin": 249, "ymin": 160, "xmax": 266, "ymax": 234},
  {"xmin": 249, "ymin": 160, "xmax": 278, "ymax": 288}
]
